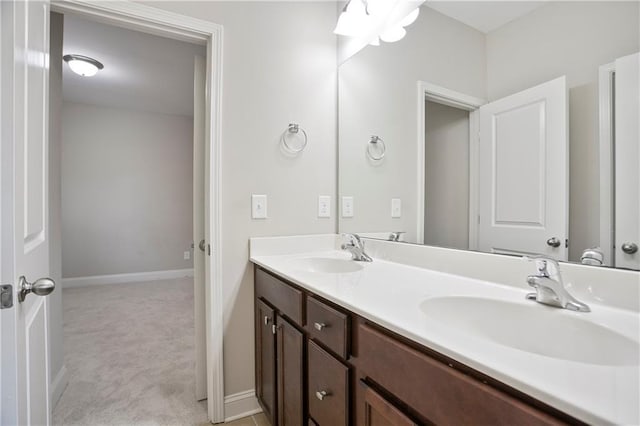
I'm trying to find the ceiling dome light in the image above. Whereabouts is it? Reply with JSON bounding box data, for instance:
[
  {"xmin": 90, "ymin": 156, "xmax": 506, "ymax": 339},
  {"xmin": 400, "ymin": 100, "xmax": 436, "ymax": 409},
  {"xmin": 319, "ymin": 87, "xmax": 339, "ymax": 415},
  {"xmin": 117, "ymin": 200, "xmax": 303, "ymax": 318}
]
[
  {"xmin": 380, "ymin": 25, "xmax": 406, "ymax": 43},
  {"xmin": 399, "ymin": 7, "xmax": 420, "ymax": 27},
  {"xmin": 63, "ymin": 54, "xmax": 104, "ymax": 77}
]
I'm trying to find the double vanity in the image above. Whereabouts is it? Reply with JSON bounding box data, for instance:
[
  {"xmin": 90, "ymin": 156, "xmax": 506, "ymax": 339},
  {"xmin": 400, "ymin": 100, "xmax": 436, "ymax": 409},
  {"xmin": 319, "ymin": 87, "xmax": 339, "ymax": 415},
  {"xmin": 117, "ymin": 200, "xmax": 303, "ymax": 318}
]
[{"xmin": 250, "ymin": 235, "xmax": 639, "ymax": 425}]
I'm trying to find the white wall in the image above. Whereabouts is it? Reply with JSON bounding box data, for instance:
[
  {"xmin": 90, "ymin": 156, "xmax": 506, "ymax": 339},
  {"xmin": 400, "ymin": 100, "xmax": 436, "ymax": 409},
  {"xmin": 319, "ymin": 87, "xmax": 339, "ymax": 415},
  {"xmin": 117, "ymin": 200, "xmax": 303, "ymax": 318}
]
[
  {"xmin": 486, "ymin": 1, "xmax": 640, "ymax": 261},
  {"xmin": 424, "ymin": 101, "xmax": 469, "ymax": 250},
  {"xmin": 339, "ymin": 6, "xmax": 486, "ymax": 242},
  {"xmin": 61, "ymin": 102, "xmax": 194, "ymax": 278},
  {"xmin": 48, "ymin": 11, "xmax": 66, "ymax": 406},
  {"xmin": 136, "ymin": 1, "xmax": 338, "ymax": 397}
]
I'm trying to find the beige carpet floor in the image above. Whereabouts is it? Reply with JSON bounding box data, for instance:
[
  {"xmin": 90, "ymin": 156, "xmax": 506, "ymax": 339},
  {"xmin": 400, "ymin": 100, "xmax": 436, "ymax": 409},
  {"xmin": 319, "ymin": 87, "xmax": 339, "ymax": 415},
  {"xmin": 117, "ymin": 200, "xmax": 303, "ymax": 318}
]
[{"xmin": 53, "ymin": 278, "xmax": 209, "ymax": 426}]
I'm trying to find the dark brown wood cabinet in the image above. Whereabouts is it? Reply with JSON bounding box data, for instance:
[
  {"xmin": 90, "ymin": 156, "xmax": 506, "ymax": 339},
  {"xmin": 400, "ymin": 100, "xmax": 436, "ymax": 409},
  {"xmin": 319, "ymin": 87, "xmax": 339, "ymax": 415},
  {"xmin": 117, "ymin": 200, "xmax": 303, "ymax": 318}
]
[
  {"xmin": 276, "ymin": 314, "xmax": 304, "ymax": 426},
  {"xmin": 254, "ymin": 265, "xmax": 580, "ymax": 426}
]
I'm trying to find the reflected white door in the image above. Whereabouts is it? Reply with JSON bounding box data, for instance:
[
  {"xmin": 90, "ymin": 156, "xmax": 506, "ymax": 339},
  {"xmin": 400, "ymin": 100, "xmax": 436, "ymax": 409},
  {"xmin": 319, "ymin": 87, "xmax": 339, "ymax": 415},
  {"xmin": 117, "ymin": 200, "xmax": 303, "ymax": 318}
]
[
  {"xmin": 614, "ymin": 53, "xmax": 640, "ymax": 270},
  {"xmin": 2, "ymin": 0, "xmax": 53, "ymax": 424},
  {"xmin": 193, "ymin": 55, "xmax": 207, "ymax": 400},
  {"xmin": 478, "ymin": 76, "xmax": 568, "ymax": 260}
]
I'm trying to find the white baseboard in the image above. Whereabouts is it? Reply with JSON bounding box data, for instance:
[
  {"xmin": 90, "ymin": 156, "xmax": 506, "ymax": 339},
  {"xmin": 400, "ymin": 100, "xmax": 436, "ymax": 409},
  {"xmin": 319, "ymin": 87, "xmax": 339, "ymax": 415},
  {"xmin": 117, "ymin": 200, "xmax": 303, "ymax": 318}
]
[
  {"xmin": 50, "ymin": 365, "xmax": 68, "ymax": 409},
  {"xmin": 224, "ymin": 389, "xmax": 262, "ymax": 422},
  {"xmin": 61, "ymin": 269, "xmax": 194, "ymax": 288}
]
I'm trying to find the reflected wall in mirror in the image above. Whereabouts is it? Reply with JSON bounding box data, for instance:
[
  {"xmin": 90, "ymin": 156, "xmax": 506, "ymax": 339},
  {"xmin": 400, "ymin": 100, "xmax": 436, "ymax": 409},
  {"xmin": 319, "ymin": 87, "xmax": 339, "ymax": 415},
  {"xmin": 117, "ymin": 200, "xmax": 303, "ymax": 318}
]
[{"xmin": 338, "ymin": 1, "xmax": 640, "ymax": 270}]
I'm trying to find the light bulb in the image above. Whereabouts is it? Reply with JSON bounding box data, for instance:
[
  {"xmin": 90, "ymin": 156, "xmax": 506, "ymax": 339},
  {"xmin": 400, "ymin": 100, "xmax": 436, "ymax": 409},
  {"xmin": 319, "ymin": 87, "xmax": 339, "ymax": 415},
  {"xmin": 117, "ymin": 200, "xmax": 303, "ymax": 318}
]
[
  {"xmin": 334, "ymin": 0, "xmax": 369, "ymax": 36},
  {"xmin": 379, "ymin": 25, "xmax": 406, "ymax": 43},
  {"xmin": 399, "ymin": 7, "xmax": 419, "ymax": 27}
]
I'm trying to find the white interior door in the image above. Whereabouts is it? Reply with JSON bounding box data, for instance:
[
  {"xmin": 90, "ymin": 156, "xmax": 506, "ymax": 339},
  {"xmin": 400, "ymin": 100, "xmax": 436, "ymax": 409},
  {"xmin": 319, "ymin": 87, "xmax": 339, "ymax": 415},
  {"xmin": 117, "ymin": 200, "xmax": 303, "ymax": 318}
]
[
  {"xmin": 478, "ymin": 76, "xmax": 568, "ymax": 260},
  {"xmin": 1, "ymin": 0, "xmax": 54, "ymax": 425},
  {"xmin": 614, "ymin": 53, "xmax": 640, "ymax": 270},
  {"xmin": 193, "ymin": 55, "xmax": 207, "ymax": 401}
]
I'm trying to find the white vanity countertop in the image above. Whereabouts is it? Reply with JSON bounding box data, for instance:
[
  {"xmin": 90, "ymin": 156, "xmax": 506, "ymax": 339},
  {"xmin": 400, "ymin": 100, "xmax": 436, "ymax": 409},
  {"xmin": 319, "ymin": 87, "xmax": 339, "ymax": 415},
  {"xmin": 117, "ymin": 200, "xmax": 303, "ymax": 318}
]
[{"xmin": 250, "ymin": 248, "xmax": 640, "ymax": 425}]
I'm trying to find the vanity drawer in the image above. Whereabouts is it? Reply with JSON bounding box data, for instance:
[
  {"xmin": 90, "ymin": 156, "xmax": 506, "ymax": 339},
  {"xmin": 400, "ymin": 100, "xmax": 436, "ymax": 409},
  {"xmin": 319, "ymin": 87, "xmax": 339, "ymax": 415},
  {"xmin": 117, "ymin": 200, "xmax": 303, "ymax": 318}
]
[
  {"xmin": 306, "ymin": 296, "xmax": 350, "ymax": 359},
  {"xmin": 357, "ymin": 323, "xmax": 565, "ymax": 426},
  {"xmin": 255, "ymin": 268, "xmax": 303, "ymax": 325},
  {"xmin": 308, "ymin": 340, "xmax": 349, "ymax": 426}
]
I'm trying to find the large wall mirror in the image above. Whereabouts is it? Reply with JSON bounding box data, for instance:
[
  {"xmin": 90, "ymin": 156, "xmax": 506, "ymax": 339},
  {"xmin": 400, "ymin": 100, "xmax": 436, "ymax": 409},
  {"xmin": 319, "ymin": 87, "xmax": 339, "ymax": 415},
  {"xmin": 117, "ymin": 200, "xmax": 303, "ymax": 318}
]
[{"xmin": 338, "ymin": 1, "xmax": 640, "ymax": 270}]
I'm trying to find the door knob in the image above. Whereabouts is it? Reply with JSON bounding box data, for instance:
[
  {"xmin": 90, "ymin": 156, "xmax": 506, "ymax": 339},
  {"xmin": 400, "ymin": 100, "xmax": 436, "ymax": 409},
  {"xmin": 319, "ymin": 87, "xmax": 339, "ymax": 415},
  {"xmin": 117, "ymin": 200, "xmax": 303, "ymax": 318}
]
[
  {"xmin": 621, "ymin": 242, "xmax": 638, "ymax": 254},
  {"xmin": 18, "ymin": 276, "xmax": 55, "ymax": 303},
  {"xmin": 546, "ymin": 237, "xmax": 561, "ymax": 248},
  {"xmin": 198, "ymin": 239, "xmax": 206, "ymax": 252},
  {"xmin": 315, "ymin": 390, "xmax": 330, "ymax": 401}
]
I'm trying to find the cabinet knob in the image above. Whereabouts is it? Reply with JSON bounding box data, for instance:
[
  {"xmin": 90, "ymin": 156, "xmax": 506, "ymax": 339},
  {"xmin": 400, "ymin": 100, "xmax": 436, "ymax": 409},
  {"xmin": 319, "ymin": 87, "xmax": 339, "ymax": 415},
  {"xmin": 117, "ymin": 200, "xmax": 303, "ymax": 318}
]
[
  {"xmin": 314, "ymin": 322, "xmax": 327, "ymax": 331},
  {"xmin": 622, "ymin": 242, "xmax": 638, "ymax": 254},
  {"xmin": 546, "ymin": 237, "xmax": 561, "ymax": 248},
  {"xmin": 315, "ymin": 390, "xmax": 330, "ymax": 401}
]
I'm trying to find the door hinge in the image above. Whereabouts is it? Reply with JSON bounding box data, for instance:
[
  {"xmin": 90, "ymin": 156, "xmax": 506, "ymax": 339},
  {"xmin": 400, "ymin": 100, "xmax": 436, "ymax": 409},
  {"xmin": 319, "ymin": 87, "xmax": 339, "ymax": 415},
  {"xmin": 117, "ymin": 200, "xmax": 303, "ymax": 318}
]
[
  {"xmin": 565, "ymin": 239, "xmax": 569, "ymax": 248},
  {"xmin": 1, "ymin": 285, "xmax": 13, "ymax": 309},
  {"xmin": 478, "ymin": 215, "xmax": 480, "ymax": 224},
  {"xmin": 272, "ymin": 324, "xmax": 277, "ymax": 335},
  {"xmin": 207, "ymin": 244, "xmax": 211, "ymax": 256}
]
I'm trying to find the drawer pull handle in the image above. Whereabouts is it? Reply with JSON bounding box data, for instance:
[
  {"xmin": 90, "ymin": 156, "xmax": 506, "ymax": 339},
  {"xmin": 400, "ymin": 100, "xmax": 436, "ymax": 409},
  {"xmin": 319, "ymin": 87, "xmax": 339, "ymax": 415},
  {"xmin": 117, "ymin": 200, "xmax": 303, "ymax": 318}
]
[
  {"xmin": 315, "ymin": 390, "xmax": 330, "ymax": 401},
  {"xmin": 314, "ymin": 322, "xmax": 327, "ymax": 331},
  {"xmin": 264, "ymin": 316, "xmax": 271, "ymax": 325}
]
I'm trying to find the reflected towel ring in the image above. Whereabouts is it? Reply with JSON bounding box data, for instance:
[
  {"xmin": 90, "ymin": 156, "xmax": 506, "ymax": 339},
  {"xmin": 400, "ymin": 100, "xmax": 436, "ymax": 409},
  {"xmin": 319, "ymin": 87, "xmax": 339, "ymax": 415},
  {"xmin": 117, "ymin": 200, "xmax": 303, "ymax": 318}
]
[
  {"xmin": 366, "ymin": 135, "xmax": 386, "ymax": 161},
  {"xmin": 281, "ymin": 123, "xmax": 308, "ymax": 154}
]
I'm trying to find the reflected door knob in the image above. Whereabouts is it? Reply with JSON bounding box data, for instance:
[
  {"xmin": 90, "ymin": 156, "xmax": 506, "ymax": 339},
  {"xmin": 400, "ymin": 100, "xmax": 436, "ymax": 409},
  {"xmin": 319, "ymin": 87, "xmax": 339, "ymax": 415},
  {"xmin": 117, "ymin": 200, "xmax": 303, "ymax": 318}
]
[
  {"xmin": 621, "ymin": 242, "xmax": 638, "ymax": 254},
  {"xmin": 546, "ymin": 237, "xmax": 561, "ymax": 248},
  {"xmin": 18, "ymin": 276, "xmax": 55, "ymax": 303}
]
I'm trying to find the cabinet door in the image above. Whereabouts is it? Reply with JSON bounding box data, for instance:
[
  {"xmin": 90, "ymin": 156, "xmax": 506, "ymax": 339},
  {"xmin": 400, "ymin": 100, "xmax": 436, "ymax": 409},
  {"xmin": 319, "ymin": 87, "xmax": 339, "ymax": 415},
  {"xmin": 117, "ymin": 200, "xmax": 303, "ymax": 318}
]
[
  {"xmin": 308, "ymin": 341, "xmax": 349, "ymax": 426},
  {"xmin": 276, "ymin": 314, "xmax": 304, "ymax": 426},
  {"xmin": 256, "ymin": 299, "xmax": 277, "ymax": 425},
  {"xmin": 362, "ymin": 382, "xmax": 416, "ymax": 426}
]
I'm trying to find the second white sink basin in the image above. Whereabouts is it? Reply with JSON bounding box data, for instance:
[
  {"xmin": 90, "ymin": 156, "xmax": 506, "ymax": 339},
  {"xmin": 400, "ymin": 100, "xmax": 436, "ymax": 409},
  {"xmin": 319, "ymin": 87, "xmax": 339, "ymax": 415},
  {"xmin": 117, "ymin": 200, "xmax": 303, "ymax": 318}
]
[
  {"xmin": 287, "ymin": 257, "xmax": 364, "ymax": 274},
  {"xmin": 420, "ymin": 296, "xmax": 639, "ymax": 366}
]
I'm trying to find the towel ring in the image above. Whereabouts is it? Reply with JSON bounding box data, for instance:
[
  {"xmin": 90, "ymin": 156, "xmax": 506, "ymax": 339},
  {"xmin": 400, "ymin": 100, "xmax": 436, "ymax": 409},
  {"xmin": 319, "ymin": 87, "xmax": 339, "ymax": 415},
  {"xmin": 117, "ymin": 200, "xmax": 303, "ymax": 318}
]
[
  {"xmin": 366, "ymin": 135, "xmax": 386, "ymax": 161},
  {"xmin": 281, "ymin": 123, "xmax": 308, "ymax": 154}
]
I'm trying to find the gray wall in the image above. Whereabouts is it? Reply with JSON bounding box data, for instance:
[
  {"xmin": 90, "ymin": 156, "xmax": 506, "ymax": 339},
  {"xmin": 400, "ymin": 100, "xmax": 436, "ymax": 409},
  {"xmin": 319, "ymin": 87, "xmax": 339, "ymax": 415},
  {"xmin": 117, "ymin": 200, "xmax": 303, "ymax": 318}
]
[
  {"xmin": 61, "ymin": 102, "xmax": 194, "ymax": 278},
  {"xmin": 339, "ymin": 6, "xmax": 486, "ymax": 242},
  {"xmin": 48, "ymin": 11, "xmax": 65, "ymax": 403},
  {"xmin": 486, "ymin": 1, "xmax": 640, "ymax": 261},
  {"xmin": 424, "ymin": 101, "xmax": 469, "ymax": 250},
  {"xmin": 136, "ymin": 1, "xmax": 338, "ymax": 396}
]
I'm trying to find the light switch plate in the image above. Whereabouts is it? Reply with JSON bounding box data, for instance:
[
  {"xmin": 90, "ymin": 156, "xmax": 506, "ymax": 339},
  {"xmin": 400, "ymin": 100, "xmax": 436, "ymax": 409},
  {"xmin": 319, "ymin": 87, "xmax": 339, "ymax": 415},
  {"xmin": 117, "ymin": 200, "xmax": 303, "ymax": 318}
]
[
  {"xmin": 391, "ymin": 198, "xmax": 402, "ymax": 218},
  {"xmin": 318, "ymin": 196, "xmax": 331, "ymax": 218},
  {"xmin": 252, "ymin": 194, "xmax": 267, "ymax": 219},
  {"xmin": 341, "ymin": 196, "xmax": 354, "ymax": 218}
]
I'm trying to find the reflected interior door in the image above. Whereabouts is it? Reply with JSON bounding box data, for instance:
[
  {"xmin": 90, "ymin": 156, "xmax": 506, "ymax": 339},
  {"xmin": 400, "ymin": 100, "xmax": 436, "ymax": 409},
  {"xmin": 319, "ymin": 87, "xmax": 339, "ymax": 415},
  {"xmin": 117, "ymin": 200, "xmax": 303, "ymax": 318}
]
[
  {"xmin": 5, "ymin": 0, "xmax": 53, "ymax": 424},
  {"xmin": 614, "ymin": 53, "xmax": 640, "ymax": 270},
  {"xmin": 478, "ymin": 76, "xmax": 568, "ymax": 260},
  {"xmin": 193, "ymin": 55, "xmax": 207, "ymax": 401}
]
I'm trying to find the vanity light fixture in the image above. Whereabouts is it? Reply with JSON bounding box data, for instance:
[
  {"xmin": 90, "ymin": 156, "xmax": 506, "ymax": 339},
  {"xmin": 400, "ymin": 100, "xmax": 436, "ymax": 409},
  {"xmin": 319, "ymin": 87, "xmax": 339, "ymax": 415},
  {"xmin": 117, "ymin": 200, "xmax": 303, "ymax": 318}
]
[
  {"xmin": 334, "ymin": 0, "xmax": 421, "ymax": 44},
  {"xmin": 63, "ymin": 54, "xmax": 104, "ymax": 77}
]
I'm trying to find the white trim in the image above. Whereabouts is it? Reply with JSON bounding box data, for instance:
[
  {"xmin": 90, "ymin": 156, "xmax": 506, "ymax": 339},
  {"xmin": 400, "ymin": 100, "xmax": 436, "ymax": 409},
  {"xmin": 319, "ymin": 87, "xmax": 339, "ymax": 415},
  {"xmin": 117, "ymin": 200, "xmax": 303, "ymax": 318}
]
[
  {"xmin": 417, "ymin": 81, "xmax": 486, "ymax": 246},
  {"xmin": 598, "ymin": 62, "xmax": 615, "ymax": 267},
  {"xmin": 468, "ymin": 110, "xmax": 480, "ymax": 251},
  {"xmin": 50, "ymin": 365, "xmax": 68, "ymax": 409},
  {"xmin": 49, "ymin": 2, "xmax": 225, "ymax": 422},
  {"xmin": 223, "ymin": 390, "xmax": 262, "ymax": 423},
  {"xmin": 61, "ymin": 269, "xmax": 194, "ymax": 288}
]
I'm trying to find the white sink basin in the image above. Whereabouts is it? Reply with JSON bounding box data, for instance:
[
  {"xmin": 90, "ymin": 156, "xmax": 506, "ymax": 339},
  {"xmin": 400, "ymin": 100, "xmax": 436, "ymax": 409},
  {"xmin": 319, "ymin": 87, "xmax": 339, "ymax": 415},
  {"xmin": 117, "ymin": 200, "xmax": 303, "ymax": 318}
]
[
  {"xmin": 420, "ymin": 296, "xmax": 639, "ymax": 366},
  {"xmin": 287, "ymin": 257, "xmax": 364, "ymax": 274}
]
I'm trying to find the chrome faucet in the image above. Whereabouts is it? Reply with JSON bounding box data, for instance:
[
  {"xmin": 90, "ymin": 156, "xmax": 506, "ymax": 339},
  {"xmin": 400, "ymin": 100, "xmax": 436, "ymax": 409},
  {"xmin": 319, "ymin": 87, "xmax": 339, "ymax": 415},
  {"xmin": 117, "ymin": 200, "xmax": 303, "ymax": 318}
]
[
  {"xmin": 525, "ymin": 256, "xmax": 590, "ymax": 312},
  {"xmin": 388, "ymin": 231, "xmax": 405, "ymax": 242},
  {"xmin": 341, "ymin": 233, "xmax": 373, "ymax": 262}
]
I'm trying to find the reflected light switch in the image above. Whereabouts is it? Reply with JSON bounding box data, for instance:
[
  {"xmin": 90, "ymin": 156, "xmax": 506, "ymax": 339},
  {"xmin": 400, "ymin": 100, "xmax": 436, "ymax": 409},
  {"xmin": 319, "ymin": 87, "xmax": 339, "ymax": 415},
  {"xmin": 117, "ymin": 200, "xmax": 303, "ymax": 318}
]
[
  {"xmin": 391, "ymin": 198, "xmax": 401, "ymax": 218},
  {"xmin": 342, "ymin": 196, "xmax": 354, "ymax": 218}
]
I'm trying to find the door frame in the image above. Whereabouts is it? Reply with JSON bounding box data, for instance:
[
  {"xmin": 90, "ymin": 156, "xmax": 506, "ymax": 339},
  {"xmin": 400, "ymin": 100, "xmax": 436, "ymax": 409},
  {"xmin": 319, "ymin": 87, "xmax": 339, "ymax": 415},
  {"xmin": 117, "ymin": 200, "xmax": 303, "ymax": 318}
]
[
  {"xmin": 416, "ymin": 81, "xmax": 485, "ymax": 248},
  {"xmin": 48, "ymin": 1, "xmax": 225, "ymax": 422},
  {"xmin": 598, "ymin": 62, "xmax": 615, "ymax": 267}
]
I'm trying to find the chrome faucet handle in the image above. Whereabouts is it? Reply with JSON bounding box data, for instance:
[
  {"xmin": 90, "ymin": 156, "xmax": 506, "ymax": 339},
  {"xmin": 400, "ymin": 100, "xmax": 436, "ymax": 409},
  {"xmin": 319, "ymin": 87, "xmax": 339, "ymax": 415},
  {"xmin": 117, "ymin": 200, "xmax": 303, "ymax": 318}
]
[
  {"xmin": 389, "ymin": 231, "xmax": 405, "ymax": 242},
  {"xmin": 524, "ymin": 255, "xmax": 562, "ymax": 283},
  {"xmin": 341, "ymin": 233, "xmax": 363, "ymax": 247}
]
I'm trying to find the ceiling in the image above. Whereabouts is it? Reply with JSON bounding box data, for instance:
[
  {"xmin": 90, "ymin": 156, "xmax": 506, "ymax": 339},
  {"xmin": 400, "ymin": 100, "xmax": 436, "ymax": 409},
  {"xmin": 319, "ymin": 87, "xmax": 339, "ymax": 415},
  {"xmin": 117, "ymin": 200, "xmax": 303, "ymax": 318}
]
[
  {"xmin": 62, "ymin": 14, "xmax": 205, "ymax": 117},
  {"xmin": 424, "ymin": 1, "xmax": 547, "ymax": 34}
]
